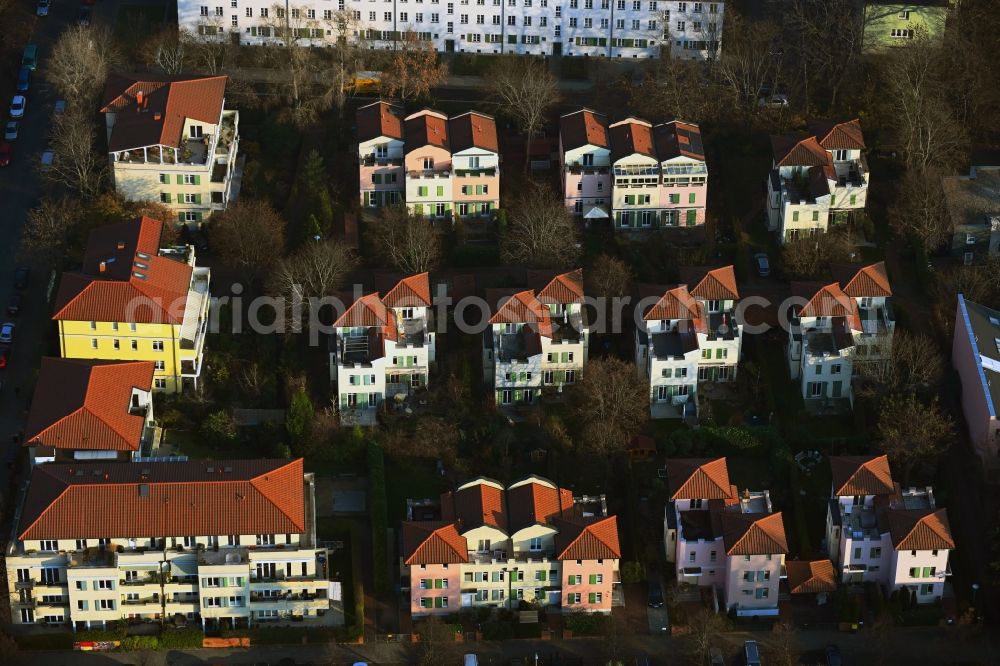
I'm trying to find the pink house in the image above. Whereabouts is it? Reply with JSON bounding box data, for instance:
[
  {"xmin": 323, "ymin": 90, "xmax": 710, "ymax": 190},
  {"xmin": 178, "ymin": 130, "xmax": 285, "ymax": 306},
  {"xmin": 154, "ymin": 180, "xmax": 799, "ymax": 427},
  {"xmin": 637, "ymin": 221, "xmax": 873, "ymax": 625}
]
[
  {"xmin": 557, "ymin": 516, "xmax": 620, "ymax": 612},
  {"xmin": 356, "ymin": 101, "xmax": 405, "ymax": 209},
  {"xmin": 953, "ymin": 294, "xmax": 1000, "ymax": 470},
  {"xmin": 653, "ymin": 121, "xmax": 708, "ymax": 228},
  {"xmin": 559, "ymin": 109, "xmax": 612, "ymax": 218},
  {"xmin": 402, "ymin": 523, "xmax": 467, "ymax": 614}
]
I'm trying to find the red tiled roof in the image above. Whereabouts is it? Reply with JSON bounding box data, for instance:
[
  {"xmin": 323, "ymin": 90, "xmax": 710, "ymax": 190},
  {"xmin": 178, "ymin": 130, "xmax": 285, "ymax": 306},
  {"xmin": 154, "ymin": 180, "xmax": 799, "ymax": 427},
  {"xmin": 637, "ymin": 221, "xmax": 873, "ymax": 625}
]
[
  {"xmin": 888, "ymin": 509, "xmax": 955, "ymax": 551},
  {"xmin": 722, "ymin": 512, "xmax": 789, "ymax": 556},
  {"xmin": 507, "ymin": 478, "xmax": 574, "ymax": 532},
  {"xmin": 771, "ymin": 135, "xmax": 831, "ymax": 168},
  {"xmin": 19, "ymin": 459, "xmax": 305, "ymax": 541},
  {"xmin": 449, "ymin": 112, "xmax": 499, "ymax": 153},
  {"xmin": 441, "ymin": 479, "xmax": 507, "ymax": 532},
  {"xmin": 101, "ymin": 74, "xmax": 227, "ymax": 152},
  {"xmin": 808, "ymin": 119, "xmax": 865, "ymax": 151},
  {"xmin": 537, "ymin": 269, "xmax": 585, "ymax": 305},
  {"xmin": 383, "ymin": 273, "xmax": 432, "ymax": 308},
  {"xmin": 653, "ymin": 120, "xmax": 705, "ymax": 161},
  {"xmin": 402, "ymin": 522, "xmax": 469, "ymax": 565},
  {"xmin": 335, "ymin": 293, "xmax": 391, "ymax": 328},
  {"xmin": 489, "ymin": 291, "xmax": 553, "ymax": 338},
  {"xmin": 830, "ymin": 455, "xmax": 895, "ymax": 497},
  {"xmin": 554, "ymin": 515, "xmax": 621, "ymax": 560},
  {"xmin": 644, "ymin": 287, "xmax": 703, "ymax": 322},
  {"xmin": 560, "ymin": 109, "xmax": 610, "ymax": 151},
  {"xmin": 798, "ymin": 283, "xmax": 859, "ymax": 319},
  {"xmin": 404, "ymin": 110, "xmax": 449, "ymax": 151},
  {"xmin": 834, "ymin": 262, "xmax": 892, "ymax": 298},
  {"xmin": 666, "ymin": 458, "xmax": 734, "ymax": 500},
  {"xmin": 683, "ymin": 265, "xmax": 740, "ymax": 300},
  {"xmin": 786, "ymin": 559, "xmax": 837, "ymax": 594},
  {"xmin": 25, "ymin": 359, "xmax": 154, "ymax": 452},
  {"xmin": 356, "ymin": 101, "xmax": 404, "ymax": 143},
  {"xmin": 609, "ymin": 118, "xmax": 656, "ymax": 162},
  {"xmin": 52, "ymin": 217, "xmax": 193, "ymax": 324}
]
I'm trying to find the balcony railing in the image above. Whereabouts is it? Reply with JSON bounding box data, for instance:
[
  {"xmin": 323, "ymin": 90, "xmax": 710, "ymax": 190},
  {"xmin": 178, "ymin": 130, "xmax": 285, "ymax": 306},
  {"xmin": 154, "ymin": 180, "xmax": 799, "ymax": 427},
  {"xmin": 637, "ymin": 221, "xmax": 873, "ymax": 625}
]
[
  {"xmin": 361, "ymin": 156, "xmax": 403, "ymax": 167},
  {"xmin": 15, "ymin": 580, "xmax": 34, "ymax": 590},
  {"xmin": 454, "ymin": 167, "xmax": 497, "ymax": 177},
  {"xmin": 407, "ymin": 169, "xmax": 451, "ymax": 179}
]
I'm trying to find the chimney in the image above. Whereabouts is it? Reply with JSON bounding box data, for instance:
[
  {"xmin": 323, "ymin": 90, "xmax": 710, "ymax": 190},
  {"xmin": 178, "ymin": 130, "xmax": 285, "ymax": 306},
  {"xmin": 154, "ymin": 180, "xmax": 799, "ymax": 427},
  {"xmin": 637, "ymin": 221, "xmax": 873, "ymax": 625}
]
[
  {"xmin": 117, "ymin": 241, "xmax": 125, "ymax": 250},
  {"xmin": 153, "ymin": 112, "xmax": 162, "ymax": 121},
  {"xmin": 136, "ymin": 90, "xmax": 144, "ymax": 106},
  {"xmin": 99, "ymin": 261, "xmax": 107, "ymax": 273}
]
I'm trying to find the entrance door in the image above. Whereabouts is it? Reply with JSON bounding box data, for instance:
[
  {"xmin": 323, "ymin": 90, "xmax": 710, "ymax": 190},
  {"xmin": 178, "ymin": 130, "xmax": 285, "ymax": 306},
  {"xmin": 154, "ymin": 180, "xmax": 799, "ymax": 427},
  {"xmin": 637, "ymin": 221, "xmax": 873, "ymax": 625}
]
[
  {"xmin": 552, "ymin": 42, "xmax": 562, "ymax": 56},
  {"xmin": 656, "ymin": 385, "xmax": 669, "ymax": 402},
  {"xmin": 831, "ymin": 380, "xmax": 843, "ymax": 398},
  {"xmin": 445, "ymin": 39, "xmax": 455, "ymax": 52}
]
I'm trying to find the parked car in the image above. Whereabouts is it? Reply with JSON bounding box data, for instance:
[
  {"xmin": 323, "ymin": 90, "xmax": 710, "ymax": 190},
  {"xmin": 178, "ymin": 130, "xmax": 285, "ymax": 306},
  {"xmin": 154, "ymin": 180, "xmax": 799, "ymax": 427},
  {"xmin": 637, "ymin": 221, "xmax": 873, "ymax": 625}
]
[
  {"xmin": 0, "ymin": 323, "xmax": 14, "ymax": 344},
  {"xmin": 36, "ymin": 0, "xmax": 50, "ymax": 15},
  {"xmin": 4, "ymin": 121, "xmax": 18, "ymax": 141},
  {"xmin": 0, "ymin": 345, "xmax": 8, "ymax": 369},
  {"xmin": 13, "ymin": 267, "xmax": 29, "ymax": 289},
  {"xmin": 744, "ymin": 640, "xmax": 762, "ymax": 666},
  {"xmin": 647, "ymin": 579, "xmax": 664, "ymax": 608},
  {"xmin": 76, "ymin": 6, "xmax": 91, "ymax": 24},
  {"xmin": 0, "ymin": 142, "xmax": 10, "ymax": 168},
  {"xmin": 54, "ymin": 99, "xmax": 66, "ymax": 114},
  {"xmin": 9, "ymin": 95, "xmax": 26, "ymax": 119},
  {"xmin": 21, "ymin": 44, "xmax": 38, "ymax": 71},
  {"xmin": 7, "ymin": 293, "xmax": 22, "ymax": 316},
  {"xmin": 709, "ymin": 647, "xmax": 725, "ymax": 666},
  {"xmin": 825, "ymin": 645, "xmax": 843, "ymax": 666},
  {"xmin": 759, "ymin": 94, "xmax": 789, "ymax": 108},
  {"xmin": 754, "ymin": 252, "xmax": 771, "ymax": 277},
  {"xmin": 16, "ymin": 66, "xmax": 31, "ymax": 93}
]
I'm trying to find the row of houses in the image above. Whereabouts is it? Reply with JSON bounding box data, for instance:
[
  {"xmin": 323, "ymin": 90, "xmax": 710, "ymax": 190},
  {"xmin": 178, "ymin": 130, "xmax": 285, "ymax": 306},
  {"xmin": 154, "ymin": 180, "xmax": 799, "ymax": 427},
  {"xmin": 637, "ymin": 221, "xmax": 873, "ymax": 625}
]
[{"xmin": 664, "ymin": 455, "xmax": 953, "ymax": 615}]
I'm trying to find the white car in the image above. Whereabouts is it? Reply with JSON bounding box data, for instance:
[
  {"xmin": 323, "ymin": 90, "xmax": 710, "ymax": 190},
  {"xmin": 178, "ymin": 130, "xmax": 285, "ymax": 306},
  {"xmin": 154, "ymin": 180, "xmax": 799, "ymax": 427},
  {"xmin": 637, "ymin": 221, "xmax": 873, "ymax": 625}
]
[
  {"xmin": 759, "ymin": 94, "xmax": 789, "ymax": 108},
  {"xmin": 0, "ymin": 322, "xmax": 14, "ymax": 344},
  {"xmin": 9, "ymin": 95, "xmax": 26, "ymax": 119},
  {"xmin": 36, "ymin": 0, "xmax": 50, "ymax": 15},
  {"xmin": 3, "ymin": 121, "xmax": 17, "ymax": 141}
]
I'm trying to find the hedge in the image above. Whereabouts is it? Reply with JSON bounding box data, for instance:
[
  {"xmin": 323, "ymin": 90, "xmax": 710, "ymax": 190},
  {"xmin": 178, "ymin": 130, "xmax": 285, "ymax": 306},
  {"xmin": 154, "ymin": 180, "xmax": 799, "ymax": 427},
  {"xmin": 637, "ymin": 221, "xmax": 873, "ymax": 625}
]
[
  {"xmin": 15, "ymin": 633, "xmax": 74, "ymax": 650},
  {"xmin": 368, "ymin": 441, "xmax": 390, "ymax": 596}
]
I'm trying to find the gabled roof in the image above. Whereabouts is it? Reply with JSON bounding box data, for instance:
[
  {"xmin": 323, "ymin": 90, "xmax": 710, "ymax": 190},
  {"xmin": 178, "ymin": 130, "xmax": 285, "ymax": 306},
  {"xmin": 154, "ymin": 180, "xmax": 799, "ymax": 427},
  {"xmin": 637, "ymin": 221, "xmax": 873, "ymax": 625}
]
[
  {"xmin": 402, "ymin": 522, "xmax": 469, "ymax": 565},
  {"xmin": 19, "ymin": 459, "xmax": 305, "ymax": 541},
  {"xmin": 797, "ymin": 282, "xmax": 860, "ymax": 320},
  {"xmin": 786, "ymin": 559, "xmax": 837, "ymax": 594},
  {"xmin": 356, "ymin": 101, "xmax": 404, "ymax": 143},
  {"xmin": 537, "ymin": 269, "xmax": 585, "ymax": 305},
  {"xmin": 653, "ymin": 120, "xmax": 705, "ymax": 161},
  {"xmin": 441, "ymin": 478, "xmax": 507, "ymax": 533},
  {"xmin": 449, "ymin": 111, "xmax": 499, "ymax": 153},
  {"xmin": 507, "ymin": 477, "xmax": 574, "ymax": 533},
  {"xmin": 683, "ymin": 265, "xmax": 740, "ymax": 301},
  {"xmin": 644, "ymin": 287, "xmax": 702, "ymax": 322},
  {"xmin": 489, "ymin": 291, "xmax": 553, "ymax": 337},
  {"xmin": 808, "ymin": 119, "xmax": 865, "ymax": 151},
  {"xmin": 722, "ymin": 512, "xmax": 789, "ymax": 556},
  {"xmin": 383, "ymin": 273, "xmax": 432, "ymax": 309},
  {"xmin": 335, "ymin": 293, "xmax": 391, "ymax": 328},
  {"xmin": 830, "ymin": 455, "xmax": 895, "ymax": 497},
  {"xmin": 771, "ymin": 135, "xmax": 831, "ymax": 168},
  {"xmin": 25, "ymin": 359, "xmax": 154, "ymax": 452},
  {"xmin": 52, "ymin": 217, "xmax": 193, "ymax": 324},
  {"xmin": 609, "ymin": 118, "xmax": 656, "ymax": 163},
  {"xmin": 560, "ymin": 109, "xmax": 610, "ymax": 151},
  {"xmin": 101, "ymin": 74, "xmax": 227, "ymax": 152},
  {"xmin": 554, "ymin": 516, "xmax": 621, "ymax": 560},
  {"xmin": 666, "ymin": 458, "xmax": 734, "ymax": 500},
  {"xmin": 404, "ymin": 110, "xmax": 449, "ymax": 152},
  {"xmin": 888, "ymin": 509, "xmax": 955, "ymax": 551},
  {"xmin": 832, "ymin": 262, "xmax": 892, "ymax": 298}
]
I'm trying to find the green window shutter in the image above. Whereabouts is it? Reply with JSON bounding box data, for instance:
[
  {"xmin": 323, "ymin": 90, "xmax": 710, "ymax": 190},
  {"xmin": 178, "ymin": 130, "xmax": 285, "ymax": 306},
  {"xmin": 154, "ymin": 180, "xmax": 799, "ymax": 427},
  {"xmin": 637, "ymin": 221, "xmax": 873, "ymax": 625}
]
[
  {"xmin": 436, "ymin": 185, "xmax": 444, "ymax": 197},
  {"xmin": 514, "ymin": 389, "xmax": 522, "ymax": 402},
  {"xmin": 194, "ymin": 193, "xmax": 202, "ymax": 205},
  {"xmin": 670, "ymin": 194, "xmax": 680, "ymax": 204},
  {"xmin": 686, "ymin": 210, "xmax": 697, "ymax": 226},
  {"xmin": 716, "ymin": 348, "xmax": 724, "ymax": 359},
  {"xmin": 812, "ymin": 211, "xmax": 819, "ymax": 221},
  {"xmin": 849, "ymin": 194, "xmax": 857, "ymax": 205},
  {"xmin": 177, "ymin": 213, "xmax": 185, "ymax": 223},
  {"xmin": 444, "ymin": 203, "xmax": 452, "ymax": 212},
  {"xmin": 414, "ymin": 204, "xmax": 424, "ymax": 215},
  {"xmin": 434, "ymin": 579, "xmax": 443, "ymax": 589},
  {"xmin": 477, "ymin": 184, "xmax": 484, "ymax": 195},
  {"xmin": 176, "ymin": 175, "xmax": 183, "ymax": 185},
  {"xmin": 588, "ymin": 593, "xmax": 597, "ymax": 604},
  {"xmin": 792, "ymin": 211, "xmax": 800, "ymax": 222},
  {"xmin": 830, "ymin": 195, "xmax": 836, "ymax": 206},
  {"xmin": 162, "ymin": 193, "xmax": 172, "ymax": 203},
  {"xmin": 373, "ymin": 174, "xmax": 382, "ymax": 184},
  {"xmin": 195, "ymin": 212, "xmax": 203, "ymax": 222},
  {"xmin": 193, "ymin": 175, "xmax": 201, "ymax": 185},
  {"xmin": 589, "ymin": 575, "xmax": 597, "ymax": 584},
  {"xmin": 688, "ymin": 192, "xmax": 696, "ymax": 203}
]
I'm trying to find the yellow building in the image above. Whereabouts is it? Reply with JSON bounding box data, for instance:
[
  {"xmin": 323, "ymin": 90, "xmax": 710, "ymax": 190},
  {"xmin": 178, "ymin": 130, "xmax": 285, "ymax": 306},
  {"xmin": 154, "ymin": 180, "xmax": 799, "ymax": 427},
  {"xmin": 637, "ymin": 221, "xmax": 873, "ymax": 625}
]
[{"xmin": 52, "ymin": 216, "xmax": 210, "ymax": 393}]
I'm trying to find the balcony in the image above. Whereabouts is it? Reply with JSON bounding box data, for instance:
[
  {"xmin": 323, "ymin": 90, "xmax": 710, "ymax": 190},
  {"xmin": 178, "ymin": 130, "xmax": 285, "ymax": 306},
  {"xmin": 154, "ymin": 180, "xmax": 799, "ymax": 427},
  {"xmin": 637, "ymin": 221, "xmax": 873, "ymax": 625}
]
[
  {"xmin": 454, "ymin": 167, "xmax": 497, "ymax": 178},
  {"xmin": 860, "ymin": 303, "xmax": 894, "ymax": 336},
  {"xmin": 249, "ymin": 590, "xmax": 328, "ymax": 603},
  {"xmin": 15, "ymin": 580, "xmax": 34, "ymax": 591},
  {"xmin": 361, "ymin": 155, "xmax": 403, "ymax": 167},
  {"xmin": 407, "ymin": 169, "xmax": 451, "ymax": 179},
  {"xmin": 832, "ymin": 154, "xmax": 868, "ymax": 190},
  {"xmin": 841, "ymin": 505, "xmax": 882, "ymax": 540},
  {"xmin": 705, "ymin": 311, "xmax": 739, "ymax": 341},
  {"xmin": 566, "ymin": 164, "xmax": 609, "ymax": 176},
  {"xmin": 122, "ymin": 596, "xmax": 160, "ymax": 606}
]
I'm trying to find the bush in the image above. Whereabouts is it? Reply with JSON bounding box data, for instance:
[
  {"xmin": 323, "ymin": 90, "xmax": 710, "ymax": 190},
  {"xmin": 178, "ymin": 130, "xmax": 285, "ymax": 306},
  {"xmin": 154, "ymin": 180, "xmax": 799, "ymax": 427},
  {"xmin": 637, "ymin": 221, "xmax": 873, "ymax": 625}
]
[
  {"xmin": 620, "ymin": 560, "xmax": 646, "ymax": 584},
  {"xmin": 368, "ymin": 441, "xmax": 390, "ymax": 596},
  {"xmin": 563, "ymin": 612, "xmax": 610, "ymax": 636},
  {"xmin": 16, "ymin": 633, "xmax": 74, "ymax": 650},
  {"xmin": 119, "ymin": 635, "xmax": 159, "ymax": 650},
  {"xmin": 156, "ymin": 627, "xmax": 205, "ymax": 649}
]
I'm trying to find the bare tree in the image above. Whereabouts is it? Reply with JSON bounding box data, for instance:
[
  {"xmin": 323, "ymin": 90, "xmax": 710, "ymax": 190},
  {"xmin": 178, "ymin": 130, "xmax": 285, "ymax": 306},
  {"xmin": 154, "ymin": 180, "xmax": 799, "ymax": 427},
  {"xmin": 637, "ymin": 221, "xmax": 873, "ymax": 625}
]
[
  {"xmin": 367, "ymin": 205, "xmax": 442, "ymax": 274},
  {"xmin": 147, "ymin": 27, "xmax": 186, "ymax": 74},
  {"xmin": 783, "ymin": 0, "xmax": 865, "ymax": 111},
  {"xmin": 683, "ymin": 608, "xmax": 729, "ymax": 665},
  {"xmin": 768, "ymin": 622, "xmax": 799, "ymax": 666},
  {"xmin": 323, "ymin": 10, "xmax": 364, "ymax": 118},
  {"xmin": 19, "ymin": 196, "xmax": 79, "ymax": 268},
  {"xmin": 487, "ymin": 56, "xmax": 559, "ymax": 172},
  {"xmin": 269, "ymin": 240, "xmax": 358, "ymax": 327},
  {"xmin": 631, "ymin": 58, "xmax": 722, "ymax": 124},
  {"xmin": 588, "ymin": 254, "xmax": 632, "ymax": 300},
  {"xmin": 500, "ymin": 185, "xmax": 580, "ymax": 269},
  {"xmin": 713, "ymin": 13, "xmax": 779, "ymax": 121},
  {"xmin": 208, "ymin": 200, "xmax": 287, "ymax": 282},
  {"xmin": 568, "ymin": 357, "xmax": 647, "ymax": 456},
  {"xmin": 382, "ymin": 31, "xmax": 448, "ymax": 103},
  {"xmin": 182, "ymin": 22, "xmax": 231, "ymax": 74},
  {"xmin": 890, "ymin": 166, "xmax": 951, "ymax": 252},
  {"xmin": 855, "ymin": 330, "xmax": 945, "ymax": 397},
  {"xmin": 878, "ymin": 394, "xmax": 954, "ymax": 484},
  {"xmin": 48, "ymin": 25, "xmax": 119, "ymax": 109},
  {"xmin": 782, "ymin": 231, "xmax": 855, "ymax": 279},
  {"xmin": 41, "ymin": 109, "xmax": 107, "ymax": 199}
]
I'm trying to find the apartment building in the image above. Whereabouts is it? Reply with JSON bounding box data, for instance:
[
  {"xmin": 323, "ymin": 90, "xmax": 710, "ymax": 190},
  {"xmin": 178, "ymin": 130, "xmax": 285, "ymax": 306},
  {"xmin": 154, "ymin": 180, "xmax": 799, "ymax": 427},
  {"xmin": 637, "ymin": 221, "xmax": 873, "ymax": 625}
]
[
  {"xmin": 483, "ymin": 270, "xmax": 589, "ymax": 407},
  {"xmin": 177, "ymin": 0, "xmax": 724, "ymax": 60},
  {"xmin": 401, "ymin": 475, "xmax": 620, "ymax": 615},
  {"xmin": 608, "ymin": 117, "xmax": 707, "ymax": 230},
  {"xmin": 101, "ymin": 75, "xmax": 240, "ymax": 225},
  {"xmin": 767, "ymin": 120, "xmax": 867, "ymax": 244},
  {"xmin": 862, "ymin": 1, "xmax": 952, "ymax": 52},
  {"xmin": 559, "ymin": 109, "xmax": 611, "ymax": 217},
  {"xmin": 636, "ymin": 266, "xmax": 741, "ymax": 419},
  {"xmin": 331, "ymin": 274, "xmax": 436, "ymax": 425},
  {"xmin": 404, "ymin": 110, "xmax": 499, "ymax": 221},
  {"xmin": 952, "ymin": 295, "xmax": 1000, "ymax": 470},
  {"xmin": 6, "ymin": 459, "xmax": 335, "ymax": 630},
  {"xmin": 663, "ymin": 458, "xmax": 788, "ymax": 616},
  {"xmin": 825, "ymin": 455, "xmax": 954, "ymax": 603},
  {"xmin": 787, "ymin": 262, "xmax": 894, "ymax": 405},
  {"xmin": 52, "ymin": 217, "xmax": 211, "ymax": 394},
  {"xmin": 23, "ymin": 358, "xmax": 155, "ymax": 465},
  {"xmin": 357, "ymin": 101, "xmax": 405, "ymax": 209},
  {"xmin": 942, "ymin": 166, "xmax": 1000, "ymax": 265}
]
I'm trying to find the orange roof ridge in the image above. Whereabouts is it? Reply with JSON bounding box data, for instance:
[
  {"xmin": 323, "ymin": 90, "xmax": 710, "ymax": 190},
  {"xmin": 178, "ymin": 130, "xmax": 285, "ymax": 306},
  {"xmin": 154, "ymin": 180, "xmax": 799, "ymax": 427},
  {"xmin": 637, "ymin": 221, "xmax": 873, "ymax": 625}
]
[
  {"xmin": 689, "ymin": 265, "xmax": 739, "ymax": 300},
  {"xmin": 842, "ymin": 262, "xmax": 892, "ymax": 298},
  {"xmin": 644, "ymin": 286, "xmax": 702, "ymax": 322},
  {"xmin": 786, "ymin": 559, "xmax": 837, "ymax": 594},
  {"xmin": 830, "ymin": 455, "xmax": 895, "ymax": 496},
  {"xmin": 383, "ymin": 273, "xmax": 432, "ymax": 308},
  {"xmin": 334, "ymin": 292, "xmax": 390, "ymax": 328},
  {"xmin": 556, "ymin": 515, "xmax": 621, "ymax": 560},
  {"xmin": 667, "ymin": 458, "xmax": 733, "ymax": 500},
  {"xmin": 537, "ymin": 269, "xmax": 585, "ymax": 305},
  {"xmin": 799, "ymin": 282, "xmax": 858, "ymax": 319},
  {"xmin": 724, "ymin": 512, "xmax": 789, "ymax": 556},
  {"xmin": 402, "ymin": 522, "xmax": 469, "ymax": 565}
]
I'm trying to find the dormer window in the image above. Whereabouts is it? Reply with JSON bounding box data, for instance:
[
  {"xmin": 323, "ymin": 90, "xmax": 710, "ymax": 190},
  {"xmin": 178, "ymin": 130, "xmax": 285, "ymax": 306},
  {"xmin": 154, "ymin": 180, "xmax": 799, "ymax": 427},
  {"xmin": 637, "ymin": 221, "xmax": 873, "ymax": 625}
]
[
  {"xmin": 375, "ymin": 145, "xmax": 388, "ymax": 158},
  {"xmin": 833, "ymin": 149, "xmax": 848, "ymax": 161},
  {"xmin": 469, "ymin": 156, "xmax": 480, "ymax": 169},
  {"xmin": 423, "ymin": 157, "xmax": 434, "ymax": 170},
  {"xmin": 582, "ymin": 154, "xmax": 594, "ymax": 167},
  {"xmin": 707, "ymin": 300, "xmax": 721, "ymax": 313},
  {"xmin": 190, "ymin": 125, "xmax": 204, "ymax": 138}
]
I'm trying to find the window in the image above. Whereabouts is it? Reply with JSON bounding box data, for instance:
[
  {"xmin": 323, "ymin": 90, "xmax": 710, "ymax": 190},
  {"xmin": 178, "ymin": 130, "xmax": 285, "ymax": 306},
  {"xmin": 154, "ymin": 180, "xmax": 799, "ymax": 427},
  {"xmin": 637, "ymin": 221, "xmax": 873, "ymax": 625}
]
[
  {"xmin": 154, "ymin": 379, "xmax": 167, "ymax": 389},
  {"xmin": 131, "ymin": 340, "xmax": 138, "ymax": 351},
  {"xmin": 159, "ymin": 173, "xmax": 169, "ymax": 184},
  {"xmin": 98, "ymin": 599, "xmax": 115, "ymax": 610},
  {"xmin": 529, "ymin": 537, "xmax": 543, "ymax": 551},
  {"xmin": 155, "ymin": 360, "xmax": 165, "ymax": 371},
  {"xmin": 152, "ymin": 340, "xmax": 164, "ymax": 351},
  {"xmin": 96, "ymin": 579, "xmax": 114, "ymax": 590},
  {"xmin": 897, "ymin": 10, "xmax": 910, "ymax": 19},
  {"xmin": 870, "ymin": 547, "xmax": 881, "ymax": 559},
  {"xmin": 755, "ymin": 588, "xmax": 769, "ymax": 599},
  {"xmin": 90, "ymin": 338, "xmax": 98, "ymax": 349},
  {"xmin": 256, "ymin": 534, "xmax": 276, "ymax": 546},
  {"xmin": 477, "ymin": 539, "xmax": 491, "ymax": 552},
  {"xmin": 231, "ymin": 14, "xmax": 238, "ymax": 26},
  {"xmin": 40, "ymin": 540, "xmax": 58, "ymax": 551},
  {"xmin": 567, "ymin": 592, "xmax": 581, "ymax": 604},
  {"xmin": 831, "ymin": 364, "xmax": 842, "ymax": 375}
]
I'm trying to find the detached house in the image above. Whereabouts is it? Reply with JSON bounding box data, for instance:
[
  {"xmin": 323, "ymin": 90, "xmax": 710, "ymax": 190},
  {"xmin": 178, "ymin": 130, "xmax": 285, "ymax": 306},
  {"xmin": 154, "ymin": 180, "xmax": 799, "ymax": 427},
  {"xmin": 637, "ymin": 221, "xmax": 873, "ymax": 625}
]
[
  {"xmin": 101, "ymin": 74, "xmax": 240, "ymax": 225},
  {"xmin": 401, "ymin": 475, "xmax": 620, "ymax": 616},
  {"xmin": 404, "ymin": 110, "xmax": 499, "ymax": 221},
  {"xmin": 787, "ymin": 263, "xmax": 894, "ymax": 405},
  {"xmin": 825, "ymin": 455, "xmax": 954, "ymax": 603},
  {"xmin": 663, "ymin": 458, "xmax": 788, "ymax": 616},
  {"xmin": 356, "ymin": 101, "xmax": 405, "ymax": 209},
  {"xmin": 767, "ymin": 120, "xmax": 867, "ymax": 243},
  {"xmin": 24, "ymin": 358, "xmax": 155, "ymax": 465},
  {"xmin": 942, "ymin": 166, "xmax": 1000, "ymax": 264},
  {"xmin": 332, "ymin": 274, "xmax": 435, "ymax": 426},
  {"xmin": 52, "ymin": 217, "xmax": 211, "ymax": 393},
  {"xmin": 559, "ymin": 109, "xmax": 611, "ymax": 218},
  {"xmin": 952, "ymin": 295, "xmax": 1000, "ymax": 469},
  {"xmin": 636, "ymin": 266, "xmax": 742, "ymax": 419},
  {"xmin": 483, "ymin": 271, "xmax": 589, "ymax": 408},
  {"xmin": 862, "ymin": 1, "xmax": 953, "ymax": 52}
]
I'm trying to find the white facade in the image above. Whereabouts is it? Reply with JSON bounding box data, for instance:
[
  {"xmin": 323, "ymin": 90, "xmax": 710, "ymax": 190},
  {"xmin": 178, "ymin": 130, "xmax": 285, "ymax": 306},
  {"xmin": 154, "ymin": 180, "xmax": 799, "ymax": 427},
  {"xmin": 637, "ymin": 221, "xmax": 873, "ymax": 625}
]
[{"xmin": 178, "ymin": 0, "xmax": 723, "ymax": 59}]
